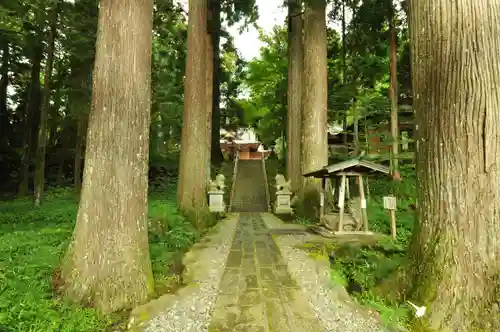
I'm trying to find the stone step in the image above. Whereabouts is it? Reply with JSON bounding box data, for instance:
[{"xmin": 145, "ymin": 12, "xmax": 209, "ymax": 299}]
[{"xmin": 231, "ymin": 160, "xmax": 268, "ymax": 212}]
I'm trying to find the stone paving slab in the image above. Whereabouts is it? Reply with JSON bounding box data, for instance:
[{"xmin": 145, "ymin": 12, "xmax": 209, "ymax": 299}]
[{"xmin": 208, "ymin": 213, "xmax": 326, "ymax": 332}]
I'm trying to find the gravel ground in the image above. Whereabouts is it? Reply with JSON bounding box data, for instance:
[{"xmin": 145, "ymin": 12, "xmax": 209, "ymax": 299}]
[
  {"xmin": 262, "ymin": 214, "xmax": 387, "ymax": 332},
  {"xmin": 141, "ymin": 214, "xmax": 238, "ymax": 332}
]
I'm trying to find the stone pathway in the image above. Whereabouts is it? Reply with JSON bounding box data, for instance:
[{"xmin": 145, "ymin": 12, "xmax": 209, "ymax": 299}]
[
  {"xmin": 208, "ymin": 213, "xmax": 325, "ymax": 332},
  {"xmin": 133, "ymin": 212, "xmax": 384, "ymax": 332}
]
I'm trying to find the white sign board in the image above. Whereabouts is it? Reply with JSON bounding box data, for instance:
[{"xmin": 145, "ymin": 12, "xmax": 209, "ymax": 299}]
[{"xmin": 383, "ymin": 196, "xmax": 397, "ymax": 210}]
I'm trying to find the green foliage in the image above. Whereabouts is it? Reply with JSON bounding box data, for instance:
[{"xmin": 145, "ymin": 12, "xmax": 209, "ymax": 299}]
[
  {"xmin": 240, "ymin": 26, "xmax": 288, "ymax": 146},
  {"xmin": 328, "ymin": 169, "xmax": 417, "ymax": 330},
  {"xmin": 294, "ymin": 216, "xmax": 315, "ymax": 225},
  {"xmin": 150, "ymin": 1, "xmax": 187, "ymax": 156},
  {"xmin": 222, "ymin": 0, "xmax": 259, "ymax": 27},
  {"xmin": 238, "ymin": 1, "xmax": 412, "ymax": 150},
  {"xmin": 0, "ymin": 187, "xmax": 199, "ymax": 331},
  {"xmin": 0, "ymin": 193, "xmax": 114, "ymax": 331}
]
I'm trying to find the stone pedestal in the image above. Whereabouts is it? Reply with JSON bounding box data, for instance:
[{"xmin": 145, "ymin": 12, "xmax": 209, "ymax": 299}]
[
  {"xmin": 274, "ymin": 174, "xmax": 293, "ymax": 215},
  {"xmin": 208, "ymin": 174, "xmax": 226, "ymax": 213},
  {"xmin": 274, "ymin": 191, "xmax": 293, "ymax": 214},
  {"xmin": 208, "ymin": 190, "xmax": 226, "ymax": 212}
]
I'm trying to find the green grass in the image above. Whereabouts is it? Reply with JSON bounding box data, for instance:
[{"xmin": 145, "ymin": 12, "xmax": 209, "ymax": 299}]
[{"xmin": 0, "ymin": 186, "xmax": 200, "ymax": 332}]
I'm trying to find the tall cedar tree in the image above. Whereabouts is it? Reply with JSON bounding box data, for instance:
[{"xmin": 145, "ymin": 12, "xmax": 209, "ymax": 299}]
[
  {"xmin": 60, "ymin": 0, "xmax": 155, "ymax": 312},
  {"xmin": 177, "ymin": 0, "xmax": 210, "ymax": 215},
  {"xmin": 388, "ymin": 1, "xmax": 400, "ymax": 180},
  {"xmin": 287, "ymin": 0, "xmax": 304, "ymax": 193},
  {"xmin": 409, "ymin": 0, "xmax": 500, "ymax": 330},
  {"xmin": 300, "ymin": 0, "xmax": 328, "ymax": 218},
  {"xmin": 34, "ymin": 2, "xmax": 59, "ymax": 206},
  {"xmin": 206, "ymin": 1, "xmax": 214, "ymax": 179}
]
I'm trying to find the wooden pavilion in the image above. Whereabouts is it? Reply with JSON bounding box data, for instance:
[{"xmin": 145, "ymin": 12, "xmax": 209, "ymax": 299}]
[{"xmin": 303, "ymin": 158, "xmax": 390, "ymax": 237}]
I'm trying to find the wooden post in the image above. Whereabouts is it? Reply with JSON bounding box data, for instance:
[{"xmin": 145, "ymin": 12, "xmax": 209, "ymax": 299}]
[
  {"xmin": 357, "ymin": 175, "xmax": 369, "ymax": 231},
  {"xmin": 338, "ymin": 174, "xmax": 346, "ymax": 232},
  {"xmin": 328, "ymin": 178, "xmax": 336, "ymax": 210},
  {"xmin": 320, "ymin": 177, "xmax": 326, "ymax": 218},
  {"xmin": 365, "ymin": 176, "xmax": 370, "ymax": 199},
  {"xmin": 389, "ymin": 209, "xmax": 396, "ymax": 239},
  {"xmin": 383, "ymin": 195, "xmax": 397, "ymax": 240},
  {"xmin": 346, "ymin": 177, "xmax": 350, "ymax": 199}
]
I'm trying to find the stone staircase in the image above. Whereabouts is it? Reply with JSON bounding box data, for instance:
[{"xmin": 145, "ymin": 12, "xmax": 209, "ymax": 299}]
[{"xmin": 230, "ymin": 160, "xmax": 269, "ymax": 212}]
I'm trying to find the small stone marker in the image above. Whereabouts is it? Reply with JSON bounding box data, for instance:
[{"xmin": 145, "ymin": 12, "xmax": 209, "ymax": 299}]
[
  {"xmin": 208, "ymin": 174, "xmax": 226, "ymax": 213},
  {"xmin": 274, "ymin": 174, "xmax": 293, "ymax": 215},
  {"xmin": 383, "ymin": 195, "xmax": 397, "ymax": 239}
]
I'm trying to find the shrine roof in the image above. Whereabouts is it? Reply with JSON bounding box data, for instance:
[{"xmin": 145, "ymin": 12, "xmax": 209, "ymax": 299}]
[{"xmin": 303, "ymin": 158, "xmax": 390, "ymax": 178}]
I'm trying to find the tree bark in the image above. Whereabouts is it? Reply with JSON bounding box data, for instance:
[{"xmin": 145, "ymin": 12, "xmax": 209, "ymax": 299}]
[
  {"xmin": 341, "ymin": 1, "xmax": 348, "ymax": 149},
  {"xmin": 353, "ymin": 100, "xmax": 359, "ymax": 155},
  {"xmin": 287, "ymin": 0, "xmax": 303, "ymax": 193},
  {"xmin": 300, "ymin": 0, "xmax": 328, "ymax": 219},
  {"xmin": 206, "ymin": 1, "xmax": 214, "ymax": 180},
  {"xmin": 71, "ymin": 64, "xmax": 93, "ymax": 193},
  {"xmin": 389, "ymin": 2, "xmax": 400, "ymax": 180},
  {"xmin": 210, "ymin": 0, "xmax": 224, "ymax": 165},
  {"xmin": 74, "ymin": 112, "xmax": 88, "ymax": 193},
  {"xmin": 70, "ymin": 0, "xmax": 96, "ymax": 193},
  {"xmin": 61, "ymin": 0, "xmax": 155, "ymax": 312},
  {"xmin": 177, "ymin": 0, "xmax": 210, "ymax": 215},
  {"xmin": 19, "ymin": 45, "xmax": 43, "ymax": 196},
  {"xmin": 0, "ymin": 41, "xmax": 8, "ymax": 135},
  {"xmin": 409, "ymin": 0, "xmax": 500, "ymax": 330},
  {"xmin": 34, "ymin": 3, "xmax": 59, "ymax": 206}
]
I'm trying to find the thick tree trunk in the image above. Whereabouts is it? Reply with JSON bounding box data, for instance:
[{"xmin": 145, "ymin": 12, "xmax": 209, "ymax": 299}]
[
  {"xmin": 19, "ymin": 46, "xmax": 43, "ymax": 196},
  {"xmin": 206, "ymin": 1, "xmax": 214, "ymax": 180},
  {"xmin": 353, "ymin": 100, "xmax": 359, "ymax": 155},
  {"xmin": 210, "ymin": 0, "xmax": 224, "ymax": 165},
  {"xmin": 57, "ymin": 155, "xmax": 65, "ymax": 187},
  {"xmin": 177, "ymin": 0, "xmax": 210, "ymax": 215},
  {"xmin": 74, "ymin": 113, "xmax": 87, "ymax": 193},
  {"xmin": 34, "ymin": 3, "xmax": 59, "ymax": 206},
  {"xmin": 71, "ymin": 64, "xmax": 93, "ymax": 193},
  {"xmin": 409, "ymin": 1, "xmax": 500, "ymax": 331},
  {"xmin": 341, "ymin": 1, "xmax": 348, "ymax": 149},
  {"xmin": 286, "ymin": 0, "xmax": 303, "ymax": 193},
  {"xmin": 0, "ymin": 42, "xmax": 8, "ymax": 135},
  {"xmin": 389, "ymin": 3, "xmax": 400, "ymax": 180},
  {"xmin": 61, "ymin": 0, "xmax": 154, "ymax": 312},
  {"xmin": 300, "ymin": 0, "xmax": 328, "ymax": 219}
]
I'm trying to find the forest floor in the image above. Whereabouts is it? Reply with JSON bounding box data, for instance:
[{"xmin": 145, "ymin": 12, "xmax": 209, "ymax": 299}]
[{"xmin": 0, "ymin": 184, "xmax": 201, "ymax": 332}]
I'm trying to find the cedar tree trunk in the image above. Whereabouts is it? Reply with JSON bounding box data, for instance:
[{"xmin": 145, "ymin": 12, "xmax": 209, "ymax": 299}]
[
  {"xmin": 287, "ymin": 0, "xmax": 304, "ymax": 193},
  {"xmin": 389, "ymin": 3, "xmax": 400, "ymax": 180},
  {"xmin": 177, "ymin": 0, "xmax": 210, "ymax": 214},
  {"xmin": 301, "ymin": 0, "xmax": 328, "ymax": 218},
  {"xmin": 19, "ymin": 45, "xmax": 43, "ymax": 196},
  {"xmin": 60, "ymin": 0, "xmax": 155, "ymax": 312},
  {"xmin": 210, "ymin": 0, "xmax": 224, "ymax": 165},
  {"xmin": 409, "ymin": 0, "xmax": 500, "ymax": 330},
  {"xmin": 34, "ymin": 3, "xmax": 59, "ymax": 206},
  {"xmin": 206, "ymin": 1, "xmax": 214, "ymax": 179}
]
